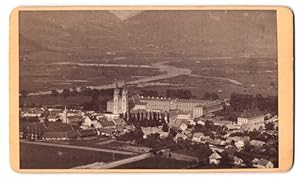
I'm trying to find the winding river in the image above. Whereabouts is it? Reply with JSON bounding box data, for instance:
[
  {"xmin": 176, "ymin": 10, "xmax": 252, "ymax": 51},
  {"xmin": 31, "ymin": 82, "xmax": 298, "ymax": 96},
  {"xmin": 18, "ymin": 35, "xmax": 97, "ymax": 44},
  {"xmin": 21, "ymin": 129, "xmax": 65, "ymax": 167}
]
[{"xmin": 27, "ymin": 61, "xmax": 242, "ymax": 96}]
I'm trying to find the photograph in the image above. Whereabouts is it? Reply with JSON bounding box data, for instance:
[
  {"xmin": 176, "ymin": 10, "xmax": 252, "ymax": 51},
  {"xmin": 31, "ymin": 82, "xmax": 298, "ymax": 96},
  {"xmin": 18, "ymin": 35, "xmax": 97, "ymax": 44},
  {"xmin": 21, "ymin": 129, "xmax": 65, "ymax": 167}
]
[{"xmin": 11, "ymin": 7, "xmax": 290, "ymax": 171}]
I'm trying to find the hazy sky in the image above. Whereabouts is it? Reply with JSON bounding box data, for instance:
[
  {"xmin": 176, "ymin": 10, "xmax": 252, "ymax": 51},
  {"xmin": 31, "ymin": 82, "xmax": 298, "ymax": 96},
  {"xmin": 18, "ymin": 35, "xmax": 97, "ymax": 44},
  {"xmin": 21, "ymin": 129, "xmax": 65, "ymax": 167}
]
[{"xmin": 109, "ymin": 10, "xmax": 143, "ymax": 20}]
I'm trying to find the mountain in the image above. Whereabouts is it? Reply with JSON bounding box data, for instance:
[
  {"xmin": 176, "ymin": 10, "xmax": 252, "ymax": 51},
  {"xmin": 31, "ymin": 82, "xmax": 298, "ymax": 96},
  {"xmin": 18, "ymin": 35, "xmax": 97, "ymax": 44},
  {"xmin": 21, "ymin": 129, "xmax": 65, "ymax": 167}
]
[
  {"xmin": 125, "ymin": 10, "xmax": 277, "ymax": 58},
  {"xmin": 19, "ymin": 10, "xmax": 277, "ymax": 61},
  {"xmin": 19, "ymin": 11, "xmax": 131, "ymax": 60}
]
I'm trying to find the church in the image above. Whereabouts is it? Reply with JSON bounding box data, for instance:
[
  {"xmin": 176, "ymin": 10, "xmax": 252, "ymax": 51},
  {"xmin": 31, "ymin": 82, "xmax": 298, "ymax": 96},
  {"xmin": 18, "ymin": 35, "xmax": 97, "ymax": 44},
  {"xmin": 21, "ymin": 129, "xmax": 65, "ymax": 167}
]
[{"xmin": 106, "ymin": 83, "xmax": 128, "ymax": 115}]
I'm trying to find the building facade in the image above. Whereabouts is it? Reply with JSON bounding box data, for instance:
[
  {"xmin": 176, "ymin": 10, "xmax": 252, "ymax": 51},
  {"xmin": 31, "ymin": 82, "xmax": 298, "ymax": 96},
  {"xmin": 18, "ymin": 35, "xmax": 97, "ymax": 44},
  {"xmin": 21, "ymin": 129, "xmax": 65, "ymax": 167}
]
[
  {"xmin": 107, "ymin": 83, "xmax": 128, "ymax": 115},
  {"xmin": 137, "ymin": 95, "xmax": 223, "ymax": 118}
]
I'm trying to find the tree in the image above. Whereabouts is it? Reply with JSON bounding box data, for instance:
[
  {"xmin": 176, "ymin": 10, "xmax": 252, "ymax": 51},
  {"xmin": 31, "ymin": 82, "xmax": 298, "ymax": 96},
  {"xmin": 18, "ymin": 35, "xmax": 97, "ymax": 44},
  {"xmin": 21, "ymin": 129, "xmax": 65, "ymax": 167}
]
[
  {"xmin": 265, "ymin": 122, "xmax": 274, "ymax": 130},
  {"xmin": 162, "ymin": 124, "xmax": 169, "ymax": 132},
  {"xmin": 203, "ymin": 92, "xmax": 219, "ymax": 101},
  {"xmin": 210, "ymin": 92, "xmax": 220, "ymax": 100},
  {"xmin": 62, "ymin": 88, "xmax": 70, "ymax": 98},
  {"xmin": 70, "ymin": 87, "xmax": 78, "ymax": 96},
  {"xmin": 51, "ymin": 89, "xmax": 59, "ymax": 96},
  {"xmin": 20, "ymin": 89, "xmax": 28, "ymax": 97}
]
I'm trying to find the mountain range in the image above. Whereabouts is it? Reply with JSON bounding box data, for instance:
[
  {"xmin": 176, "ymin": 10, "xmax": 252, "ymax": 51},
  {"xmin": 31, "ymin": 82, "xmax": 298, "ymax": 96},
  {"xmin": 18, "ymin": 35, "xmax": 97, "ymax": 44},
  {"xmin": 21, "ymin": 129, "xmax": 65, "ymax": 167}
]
[{"xmin": 19, "ymin": 10, "xmax": 277, "ymax": 61}]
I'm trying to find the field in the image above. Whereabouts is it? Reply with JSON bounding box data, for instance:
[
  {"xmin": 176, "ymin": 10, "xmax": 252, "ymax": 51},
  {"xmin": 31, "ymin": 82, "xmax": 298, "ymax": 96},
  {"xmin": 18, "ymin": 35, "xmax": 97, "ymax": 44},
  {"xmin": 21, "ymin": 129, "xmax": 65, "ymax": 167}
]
[
  {"xmin": 114, "ymin": 156, "xmax": 193, "ymax": 169},
  {"xmin": 157, "ymin": 58, "xmax": 278, "ymax": 98},
  {"xmin": 20, "ymin": 95, "xmax": 93, "ymax": 106},
  {"xmin": 20, "ymin": 142, "xmax": 129, "ymax": 169},
  {"xmin": 20, "ymin": 53, "xmax": 278, "ymax": 99},
  {"xmin": 20, "ymin": 54, "xmax": 165, "ymax": 92}
]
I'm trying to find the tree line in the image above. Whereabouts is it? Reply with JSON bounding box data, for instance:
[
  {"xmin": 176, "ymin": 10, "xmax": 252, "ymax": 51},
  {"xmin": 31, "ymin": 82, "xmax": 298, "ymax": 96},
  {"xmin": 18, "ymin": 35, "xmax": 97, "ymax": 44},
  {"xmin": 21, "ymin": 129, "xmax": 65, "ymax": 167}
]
[{"xmin": 230, "ymin": 93, "xmax": 278, "ymax": 114}]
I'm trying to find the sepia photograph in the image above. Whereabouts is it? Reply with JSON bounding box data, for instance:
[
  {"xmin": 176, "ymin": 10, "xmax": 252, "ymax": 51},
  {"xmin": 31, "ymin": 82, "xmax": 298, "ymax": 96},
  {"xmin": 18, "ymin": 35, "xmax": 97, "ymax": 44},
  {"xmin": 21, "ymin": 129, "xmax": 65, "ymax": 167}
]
[{"xmin": 11, "ymin": 7, "xmax": 292, "ymax": 171}]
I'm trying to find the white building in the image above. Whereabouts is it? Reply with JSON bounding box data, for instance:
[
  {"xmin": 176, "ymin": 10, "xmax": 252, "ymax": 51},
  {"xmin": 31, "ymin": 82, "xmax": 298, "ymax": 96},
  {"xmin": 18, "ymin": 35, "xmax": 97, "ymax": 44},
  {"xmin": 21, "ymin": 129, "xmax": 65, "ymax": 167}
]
[{"xmin": 107, "ymin": 83, "xmax": 128, "ymax": 115}]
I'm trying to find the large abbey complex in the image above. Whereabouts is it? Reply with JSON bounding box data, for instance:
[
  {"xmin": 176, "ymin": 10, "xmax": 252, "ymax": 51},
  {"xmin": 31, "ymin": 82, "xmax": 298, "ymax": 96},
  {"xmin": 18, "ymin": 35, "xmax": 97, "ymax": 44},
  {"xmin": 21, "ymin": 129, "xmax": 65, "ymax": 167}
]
[{"xmin": 107, "ymin": 83, "xmax": 224, "ymax": 118}]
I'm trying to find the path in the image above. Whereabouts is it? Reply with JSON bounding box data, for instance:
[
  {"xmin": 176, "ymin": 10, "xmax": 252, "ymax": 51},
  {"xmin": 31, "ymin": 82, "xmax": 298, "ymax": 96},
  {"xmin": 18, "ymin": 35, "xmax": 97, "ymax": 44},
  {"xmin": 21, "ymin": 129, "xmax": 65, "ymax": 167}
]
[
  {"xmin": 73, "ymin": 153, "xmax": 153, "ymax": 169},
  {"xmin": 190, "ymin": 74, "xmax": 243, "ymax": 85}
]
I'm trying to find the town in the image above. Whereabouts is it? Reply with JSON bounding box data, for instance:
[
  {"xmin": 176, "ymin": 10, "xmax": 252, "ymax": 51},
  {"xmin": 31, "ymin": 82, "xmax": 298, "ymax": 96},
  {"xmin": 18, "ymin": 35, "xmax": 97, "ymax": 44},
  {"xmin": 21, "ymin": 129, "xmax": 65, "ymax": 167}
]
[{"xmin": 19, "ymin": 82, "xmax": 278, "ymax": 169}]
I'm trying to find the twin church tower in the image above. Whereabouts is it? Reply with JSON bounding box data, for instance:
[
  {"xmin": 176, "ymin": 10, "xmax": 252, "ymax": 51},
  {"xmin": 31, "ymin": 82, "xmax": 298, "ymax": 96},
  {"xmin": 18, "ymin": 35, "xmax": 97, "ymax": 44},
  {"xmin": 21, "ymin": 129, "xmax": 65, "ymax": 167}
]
[{"xmin": 107, "ymin": 82, "xmax": 128, "ymax": 115}]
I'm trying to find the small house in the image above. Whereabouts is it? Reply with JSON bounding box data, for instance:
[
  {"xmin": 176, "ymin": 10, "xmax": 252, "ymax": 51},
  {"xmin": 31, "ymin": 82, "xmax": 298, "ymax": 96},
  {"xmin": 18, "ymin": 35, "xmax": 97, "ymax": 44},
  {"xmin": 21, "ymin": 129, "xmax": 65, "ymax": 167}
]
[
  {"xmin": 209, "ymin": 152, "xmax": 222, "ymax": 165},
  {"xmin": 192, "ymin": 132, "xmax": 205, "ymax": 143}
]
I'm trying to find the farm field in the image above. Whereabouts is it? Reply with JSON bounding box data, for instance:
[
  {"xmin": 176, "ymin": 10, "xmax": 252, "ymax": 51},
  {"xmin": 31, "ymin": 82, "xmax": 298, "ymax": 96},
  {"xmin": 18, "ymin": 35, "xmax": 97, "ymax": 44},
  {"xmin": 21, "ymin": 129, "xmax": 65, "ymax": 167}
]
[
  {"xmin": 114, "ymin": 156, "xmax": 193, "ymax": 169},
  {"xmin": 20, "ymin": 142, "xmax": 129, "ymax": 169}
]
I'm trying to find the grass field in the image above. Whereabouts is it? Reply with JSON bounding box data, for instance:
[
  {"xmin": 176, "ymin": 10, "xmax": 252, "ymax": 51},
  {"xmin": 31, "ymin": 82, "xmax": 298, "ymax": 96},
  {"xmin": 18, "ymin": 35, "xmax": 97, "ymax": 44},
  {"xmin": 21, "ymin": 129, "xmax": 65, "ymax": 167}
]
[
  {"xmin": 114, "ymin": 156, "xmax": 193, "ymax": 169},
  {"xmin": 20, "ymin": 95, "xmax": 93, "ymax": 106},
  {"xmin": 20, "ymin": 142, "xmax": 129, "ymax": 169},
  {"xmin": 20, "ymin": 54, "xmax": 278, "ymax": 99},
  {"xmin": 20, "ymin": 57, "xmax": 163, "ymax": 92}
]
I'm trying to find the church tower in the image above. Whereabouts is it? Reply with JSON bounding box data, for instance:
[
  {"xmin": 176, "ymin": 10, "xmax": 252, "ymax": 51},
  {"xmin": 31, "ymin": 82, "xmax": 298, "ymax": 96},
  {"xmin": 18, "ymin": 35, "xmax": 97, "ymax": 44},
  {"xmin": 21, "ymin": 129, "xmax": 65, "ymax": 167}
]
[
  {"xmin": 113, "ymin": 83, "xmax": 120, "ymax": 114},
  {"xmin": 121, "ymin": 83, "xmax": 128, "ymax": 114}
]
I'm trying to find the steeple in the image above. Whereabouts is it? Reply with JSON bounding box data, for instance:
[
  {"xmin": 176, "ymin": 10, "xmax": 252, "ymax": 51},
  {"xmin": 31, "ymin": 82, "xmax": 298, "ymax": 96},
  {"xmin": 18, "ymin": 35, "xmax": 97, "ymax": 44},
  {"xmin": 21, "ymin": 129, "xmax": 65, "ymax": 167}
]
[
  {"xmin": 113, "ymin": 82, "xmax": 120, "ymax": 114},
  {"xmin": 121, "ymin": 82, "xmax": 128, "ymax": 114}
]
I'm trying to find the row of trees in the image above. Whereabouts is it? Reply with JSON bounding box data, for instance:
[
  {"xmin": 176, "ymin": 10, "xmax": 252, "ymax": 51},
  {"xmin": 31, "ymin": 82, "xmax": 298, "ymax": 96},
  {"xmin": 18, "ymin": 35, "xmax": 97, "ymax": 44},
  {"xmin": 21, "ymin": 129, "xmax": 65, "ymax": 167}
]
[
  {"xmin": 139, "ymin": 89, "xmax": 195, "ymax": 99},
  {"xmin": 54, "ymin": 87, "xmax": 114, "ymax": 99},
  {"xmin": 230, "ymin": 93, "xmax": 278, "ymax": 114},
  {"xmin": 166, "ymin": 89, "xmax": 194, "ymax": 99}
]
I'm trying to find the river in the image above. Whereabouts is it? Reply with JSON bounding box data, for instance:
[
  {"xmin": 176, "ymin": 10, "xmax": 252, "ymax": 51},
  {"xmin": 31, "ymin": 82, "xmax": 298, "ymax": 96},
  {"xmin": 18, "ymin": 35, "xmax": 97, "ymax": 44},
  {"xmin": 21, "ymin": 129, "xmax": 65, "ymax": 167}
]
[{"xmin": 27, "ymin": 61, "xmax": 242, "ymax": 96}]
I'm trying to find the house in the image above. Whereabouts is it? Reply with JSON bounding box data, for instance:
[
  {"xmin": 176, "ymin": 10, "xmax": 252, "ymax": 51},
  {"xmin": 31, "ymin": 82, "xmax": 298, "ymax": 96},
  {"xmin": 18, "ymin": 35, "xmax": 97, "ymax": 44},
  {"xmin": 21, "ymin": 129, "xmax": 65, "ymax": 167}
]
[
  {"xmin": 253, "ymin": 158, "xmax": 274, "ymax": 168},
  {"xmin": 235, "ymin": 140, "xmax": 245, "ymax": 149},
  {"xmin": 194, "ymin": 118, "xmax": 205, "ymax": 126},
  {"xmin": 250, "ymin": 140, "xmax": 266, "ymax": 148},
  {"xmin": 103, "ymin": 112, "xmax": 119, "ymax": 120},
  {"xmin": 209, "ymin": 152, "xmax": 222, "ymax": 165},
  {"xmin": 233, "ymin": 156, "xmax": 244, "ymax": 166},
  {"xmin": 99, "ymin": 128, "xmax": 115, "ymax": 136},
  {"xmin": 98, "ymin": 118, "xmax": 115, "ymax": 128},
  {"xmin": 111, "ymin": 118, "xmax": 127, "ymax": 126},
  {"xmin": 67, "ymin": 115, "xmax": 84, "ymax": 124},
  {"xmin": 237, "ymin": 110, "xmax": 265, "ymax": 125},
  {"xmin": 252, "ymin": 158, "xmax": 260, "ymax": 165},
  {"xmin": 78, "ymin": 129, "xmax": 97, "ymax": 137},
  {"xmin": 210, "ymin": 139, "xmax": 227, "ymax": 146},
  {"xmin": 41, "ymin": 122, "xmax": 81, "ymax": 141},
  {"xmin": 21, "ymin": 108, "xmax": 45, "ymax": 118},
  {"xmin": 240, "ymin": 123, "xmax": 265, "ymax": 132},
  {"xmin": 141, "ymin": 127, "xmax": 169, "ymax": 139},
  {"xmin": 192, "ymin": 132, "xmax": 205, "ymax": 143},
  {"xmin": 124, "ymin": 124, "xmax": 136, "ymax": 132},
  {"xmin": 226, "ymin": 136, "xmax": 250, "ymax": 149},
  {"xmin": 82, "ymin": 115, "xmax": 104, "ymax": 128},
  {"xmin": 47, "ymin": 112, "xmax": 60, "ymax": 122},
  {"xmin": 168, "ymin": 119, "xmax": 188, "ymax": 131},
  {"xmin": 174, "ymin": 133, "xmax": 188, "ymax": 142},
  {"xmin": 193, "ymin": 100, "xmax": 224, "ymax": 118},
  {"xmin": 225, "ymin": 124, "xmax": 240, "ymax": 131},
  {"xmin": 202, "ymin": 136, "xmax": 211, "ymax": 143}
]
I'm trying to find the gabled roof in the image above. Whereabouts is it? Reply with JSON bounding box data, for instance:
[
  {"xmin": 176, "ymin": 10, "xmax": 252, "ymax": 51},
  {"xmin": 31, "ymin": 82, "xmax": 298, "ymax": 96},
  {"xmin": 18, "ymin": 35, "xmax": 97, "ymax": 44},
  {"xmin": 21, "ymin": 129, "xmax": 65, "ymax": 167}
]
[
  {"xmin": 112, "ymin": 118, "xmax": 126, "ymax": 126},
  {"xmin": 100, "ymin": 128, "xmax": 115, "ymax": 134},
  {"xmin": 98, "ymin": 118, "xmax": 115, "ymax": 127},
  {"xmin": 258, "ymin": 158, "xmax": 272, "ymax": 166},
  {"xmin": 45, "ymin": 122, "xmax": 80, "ymax": 132},
  {"xmin": 68, "ymin": 115, "xmax": 84, "ymax": 123},
  {"xmin": 209, "ymin": 152, "xmax": 222, "ymax": 159},
  {"xmin": 22, "ymin": 108, "xmax": 45, "ymax": 114},
  {"xmin": 78, "ymin": 129, "xmax": 97, "ymax": 137},
  {"xmin": 47, "ymin": 113, "xmax": 59, "ymax": 119},
  {"xmin": 193, "ymin": 132, "xmax": 204, "ymax": 138},
  {"xmin": 169, "ymin": 119, "xmax": 188, "ymax": 128},
  {"xmin": 43, "ymin": 130, "xmax": 79, "ymax": 139}
]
